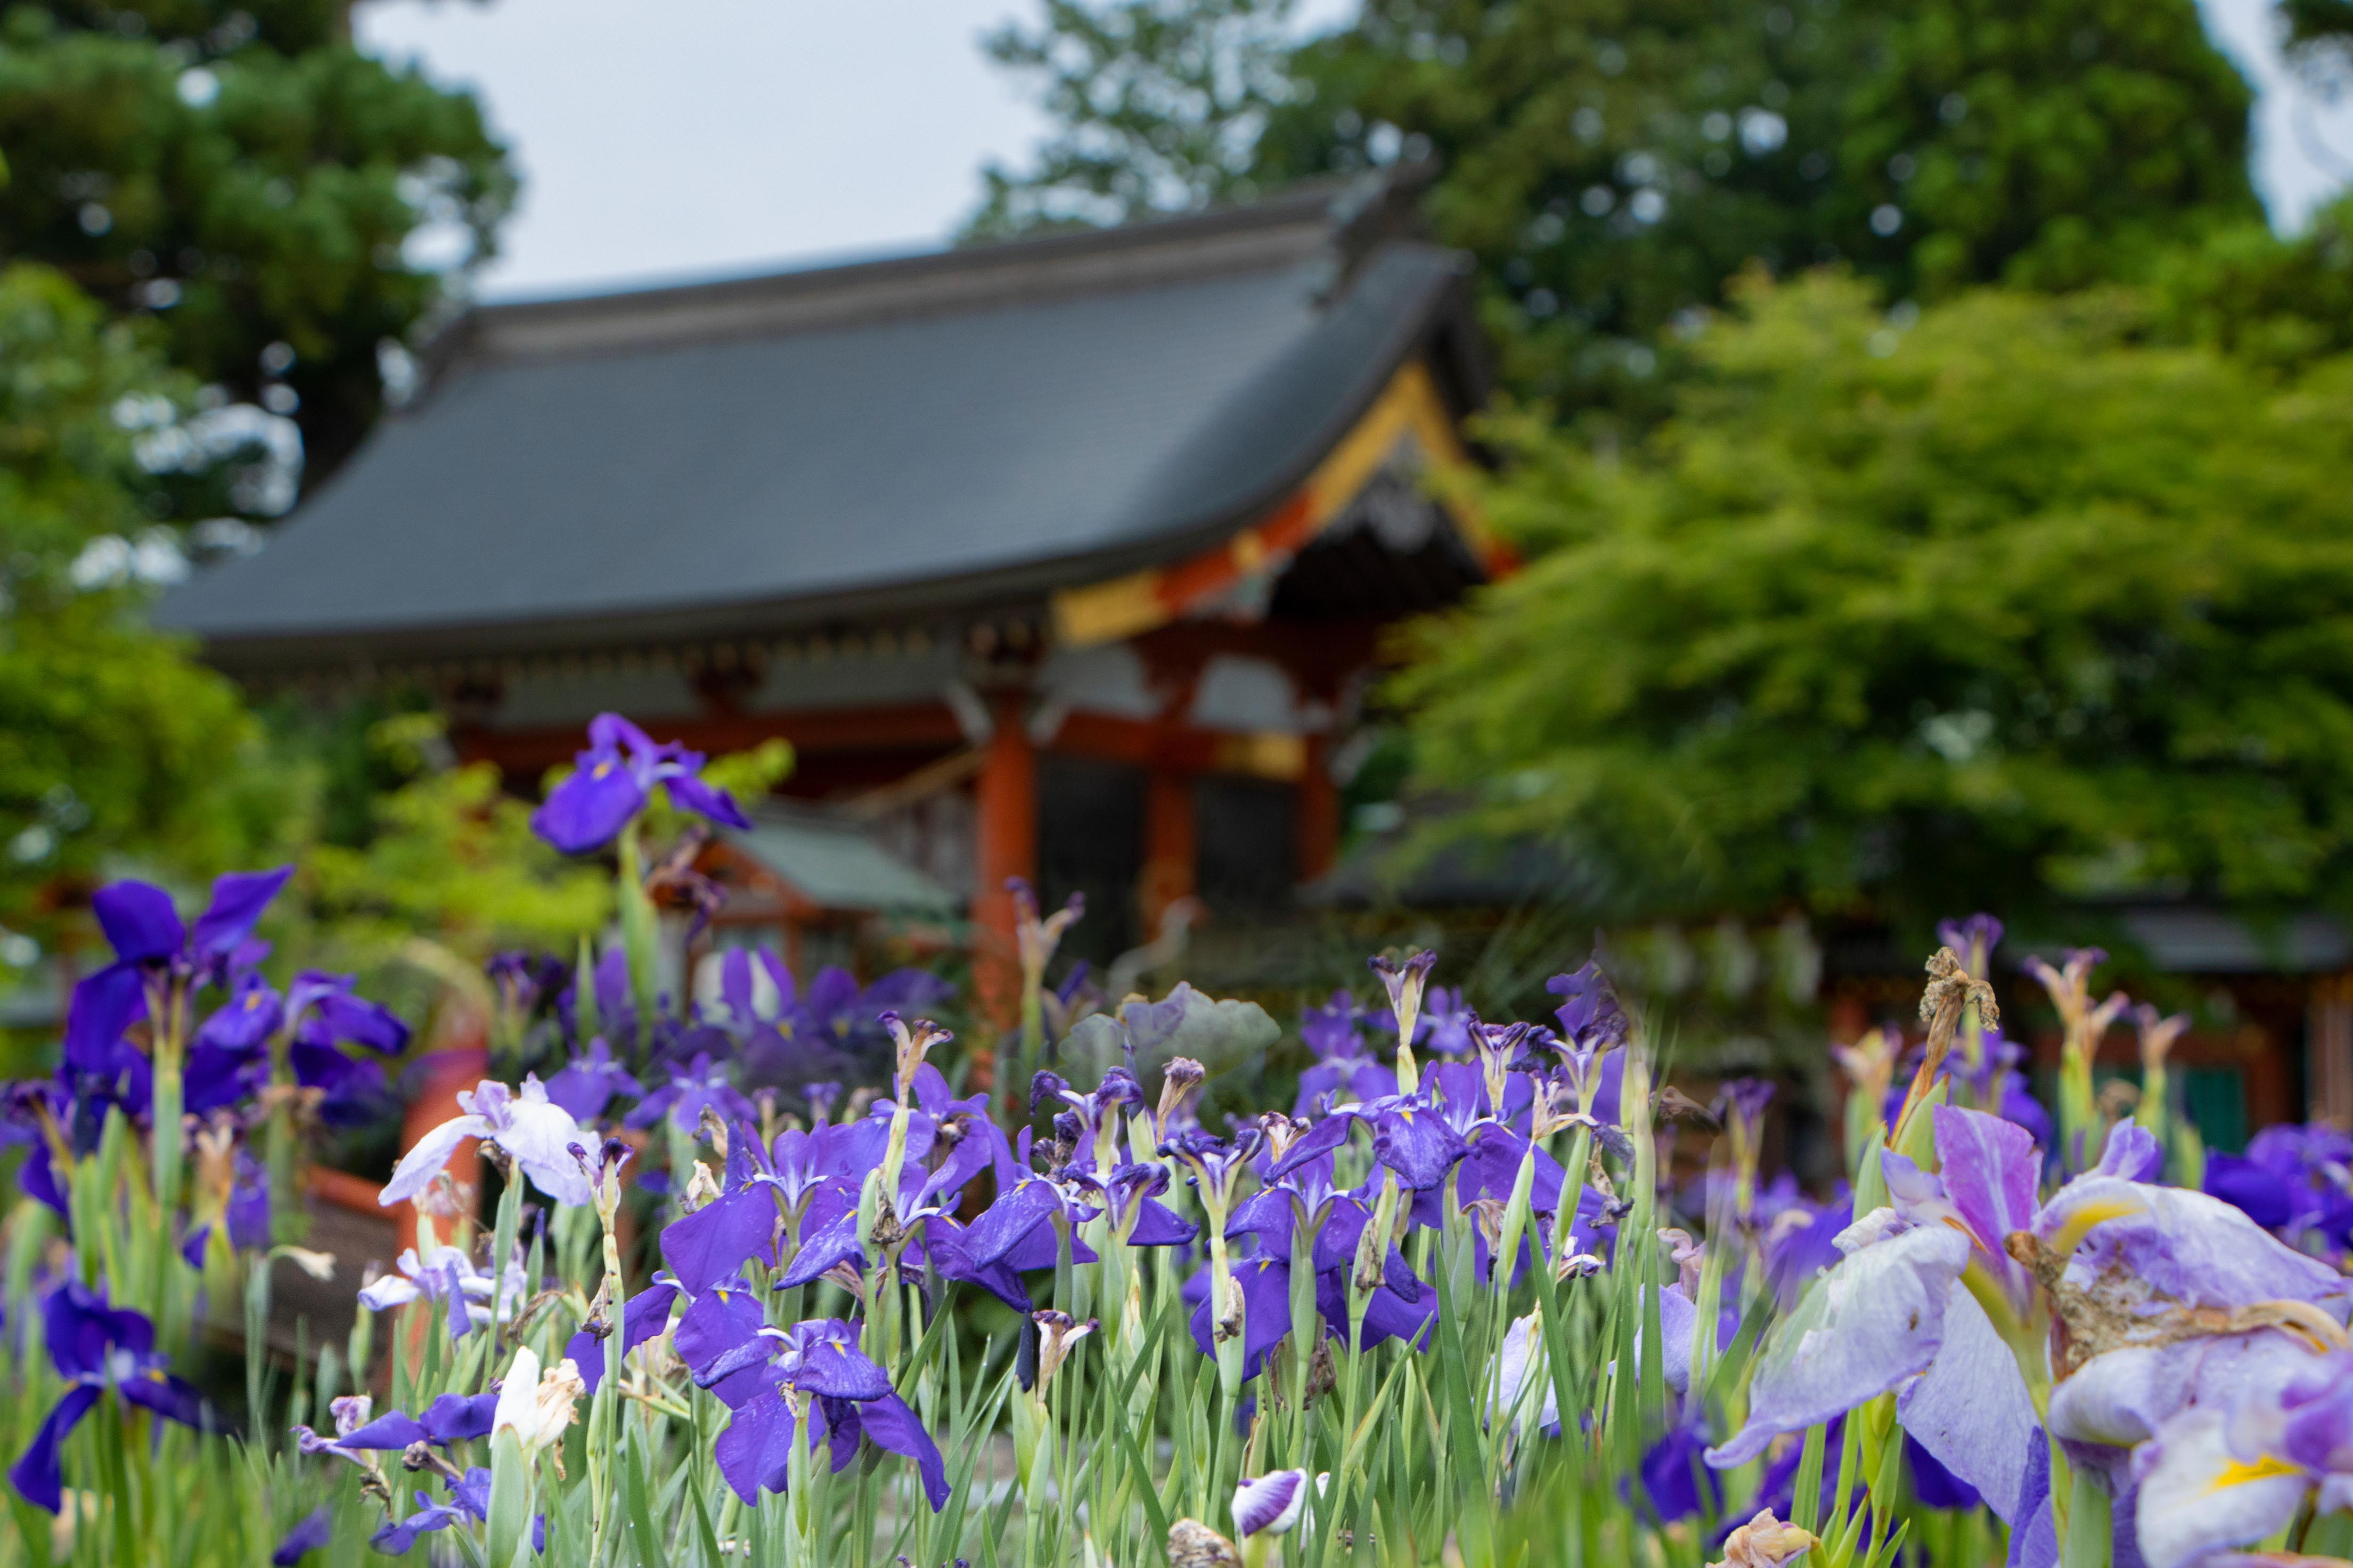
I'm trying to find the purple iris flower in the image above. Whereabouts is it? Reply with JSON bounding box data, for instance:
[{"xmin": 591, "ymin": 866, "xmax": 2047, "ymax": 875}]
[
  {"xmin": 1294, "ymin": 991, "xmax": 1398, "ymax": 1116},
  {"xmin": 661, "ymin": 1136, "xmax": 787, "ymax": 1294},
  {"xmin": 194, "ymin": 971, "xmax": 283, "ymax": 1053},
  {"xmin": 565, "ymin": 1280, "xmax": 682, "ymax": 1394},
  {"xmin": 356, "ymin": 1244, "xmax": 528, "ymax": 1342},
  {"xmin": 704, "ymin": 947, "xmax": 840, "ymax": 1088},
  {"xmin": 1, "ymin": 1083, "xmax": 72, "ymax": 1214},
  {"xmin": 369, "ymin": 1470, "xmax": 544, "ymax": 1556},
  {"xmin": 629, "ymin": 1052, "xmax": 757, "ymax": 1136},
  {"xmin": 289, "ymin": 970, "xmax": 411, "ymax": 1056},
  {"xmin": 699, "ymin": 1318, "xmax": 947, "ymax": 1511},
  {"xmin": 1547, "ymin": 962, "xmax": 1629, "ymax": 1050},
  {"xmin": 226, "ymin": 1150, "xmax": 271, "ymax": 1250},
  {"xmin": 542, "ymin": 1037, "xmax": 644, "ymax": 1123},
  {"xmin": 10, "ymin": 1283, "xmax": 209, "ymax": 1512},
  {"xmin": 962, "ymin": 1164, "xmax": 1103, "ymax": 1275},
  {"xmin": 1314, "ymin": 1260, "xmax": 1436, "ymax": 1354},
  {"xmin": 1761, "ymin": 1193, "xmax": 1852, "ymax": 1310},
  {"xmin": 1935, "ymin": 913, "xmax": 2005, "ymax": 968},
  {"xmin": 89, "ymin": 867, "xmax": 293, "ymax": 984},
  {"xmin": 278, "ymin": 971, "xmax": 408, "ymax": 1127},
  {"xmin": 2207, "ymin": 1126, "xmax": 2353, "ymax": 1252},
  {"xmin": 1423, "ymin": 987, "xmax": 1476, "ymax": 1057},
  {"xmin": 1033, "ymin": 1068, "xmax": 1144, "ymax": 1171},
  {"xmin": 485, "ymin": 950, "xmax": 569, "ymax": 1015},
  {"xmin": 1187, "ymin": 1253, "xmax": 1299, "ymax": 1380},
  {"xmin": 301, "ymin": 1390, "xmax": 500, "ymax": 1455},
  {"xmin": 1267, "ymin": 1090, "xmax": 1467, "ymax": 1192},
  {"xmin": 1225, "ymin": 1155, "xmax": 1424, "ymax": 1300},
  {"xmin": 1063, "ymin": 1161, "xmax": 1198, "ymax": 1247},
  {"xmin": 1639, "ymin": 1419, "xmax": 1721, "ymax": 1523},
  {"xmin": 271, "ymin": 1508, "xmax": 331, "ymax": 1565},
  {"xmin": 529, "ymin": 713, "xmax": 752, "ymax": 855}
]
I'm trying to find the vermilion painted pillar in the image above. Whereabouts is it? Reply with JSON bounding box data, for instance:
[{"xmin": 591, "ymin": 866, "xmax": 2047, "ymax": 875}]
[
  {"xmin": 971, "ymin": 692, "xmax": 1037, "ymax": 1045},
  {"xmin": 1296, "ymin": 733, "xmax": 1341, "ymax": 883},
  {"xmin": 1140, "ymin": 768, "xmax": 1197, "ymax": 945},
  {"xmin": 392, "ymin": 1009, "xmax": 487, "ymax": 1261}
]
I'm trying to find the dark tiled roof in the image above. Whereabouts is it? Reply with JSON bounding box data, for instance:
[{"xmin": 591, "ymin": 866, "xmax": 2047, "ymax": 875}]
[{"xmin": 159, "ymin": 182, "xmax": 1477, "ymax": 671}]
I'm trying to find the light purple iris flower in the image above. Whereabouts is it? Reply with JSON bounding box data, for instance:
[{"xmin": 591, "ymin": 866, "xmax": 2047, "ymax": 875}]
[
  {"xmin": 1232, "ymin": 1470, "xmax": 1309, "ymax": 1537},
  {"xmin": 379, "ymin": 1077, "xmax": 594, "ymax": 1209},
  {"xmin": 530, "ymin": 712, "xmax": 752, "ymax": 855},
  {"xmin": 1707, "ymin": 1106, "xmax": 2350, "ymax": 1528},
  {"xmin": 2131, "ymin": 1349, "xmax": 2353, "ymax": 1568},
  {"xmin": 356, "ymin": 1243, "xmax": 527, "ymax": 1341}
]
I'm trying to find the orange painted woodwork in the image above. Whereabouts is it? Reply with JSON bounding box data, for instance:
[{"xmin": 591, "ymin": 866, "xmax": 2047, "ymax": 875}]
[
  {"xmin": 391, "ymin": 1019, "xmax": 487, "ymax": 1262},
  {"xmin": 1296, "ymin": 733, "xmax": 1339, "ymax": 882},
  {"xmin": 1141, "ymin": 769, "xmax": 1198, "ymax": 938},
  {"xmin": 970, "ymin": 693, "xmax": 1038, "ymax": 1047}
]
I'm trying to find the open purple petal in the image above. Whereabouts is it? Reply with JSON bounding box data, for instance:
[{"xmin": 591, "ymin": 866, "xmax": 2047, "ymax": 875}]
[
  {"xmin": 93, "ymin": 880, "xmax": 184, "ymax": 963},
  {"xmin": 271, "ymin": 1508, "xmax": 332, "ymax": 1565},
  {"xmin": 9, "ymin": 1385, "xmax": 101, "ymax": 1512},
  {"xmin": 664, "ymin": 771, "xmax": 753, "ymax": 831},
  {"xmin": 190, "ymin": 867, "xmax": 293, "ymax": 962},
  {"xmin": 2134, "ymin": 1409, "xmax": 2309, "ymax": 1568},
  {"xmin": 119, "ymin": 1371, "xmax": 208, "ymax": 1429},
  {"xmin": 419, "ymin": 1391, "xmax": 499, "ymax": 1444},
  {"xmin": 1933, "ymin": 1105, "xmax": 2040, "ymax": 1287},
  {"xmin": 531, "ymin": 757, "xmax": 647, "ymax": 854},
  {"xmin": 662, "ymin": 1185, "xmax": 779, "ymax": 1295},
  {"xmin": 1897, "ymin": 1285, "xmax": 2036, "ymax": 1521},
  {"xmin": 64, "ymin": 963, "xmax": 148, "ymax": 1074},
  {"xmin": 856, "ymin": 1391, "xmax": 949, "ymax": 1510},
  {"xmin": 1707, "ymin": 1224, "xmax": 1971, "ymax": 1469},
  {"xmin": 785, "ymin": 1321, "xmax": 893, "ymax": 1401},
  {"xmin": 2038, "ymin": 1177, "xmax": 2351, "ymax": 1312},
  {"xmin": 336, "ymin": 1410, "xmax": 430, "ymax": 1450},
  {"xmin": 715, "ymin": 1387, "xmax": 801, "ymax": 1504}
]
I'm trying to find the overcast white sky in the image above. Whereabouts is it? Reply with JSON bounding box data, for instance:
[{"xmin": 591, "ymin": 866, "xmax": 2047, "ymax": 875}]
[{"xmin": 354, "ymin": 0, "xmax": 2353, "ymax": 303}]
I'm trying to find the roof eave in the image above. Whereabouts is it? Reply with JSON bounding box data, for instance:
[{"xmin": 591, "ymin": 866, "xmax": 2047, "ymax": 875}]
[{"xmin": 194, "ymin": 248, "xmax": 1480, "ymax": 679}]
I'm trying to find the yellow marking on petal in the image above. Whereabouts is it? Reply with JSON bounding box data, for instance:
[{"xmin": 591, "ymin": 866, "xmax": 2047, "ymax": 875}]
[
  {"xmin": 2205, "ymin": 1454, "xmax": 2304, "ymax": 1494},
  {"xmin": 2049, "ymin": 1196, "xmax": 2145, "ymax": 1261},
  {"xmin": 593, "ymin": 761, "xmax": 614, "ymax": 778}
]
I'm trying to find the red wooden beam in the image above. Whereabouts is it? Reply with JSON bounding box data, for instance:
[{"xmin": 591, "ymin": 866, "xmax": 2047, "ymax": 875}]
[{"xmin": 453, "ymin": 702, "xmax": 967, "ymax": 775}]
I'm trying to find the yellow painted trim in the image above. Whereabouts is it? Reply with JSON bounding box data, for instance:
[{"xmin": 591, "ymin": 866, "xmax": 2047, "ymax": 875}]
[
  {"xmin": 1050, "ymin": 358, "xmax": 1480, "ymax": 648},
  {"xmin": 1051, "ymin": 569, "xmax": 1167, "ymax": 647}
]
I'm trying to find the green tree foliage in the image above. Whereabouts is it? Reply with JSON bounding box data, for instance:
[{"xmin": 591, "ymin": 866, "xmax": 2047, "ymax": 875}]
[
  {"xmin": 1398, "ymin": 271, "xmax": 2353, "ymax": 933},
  {"xmin": 1264, "ymin": 0, "xmax": 2261, "ymax": 403},
  {"xmin": 0, "ymin": 262, "xmax": 287, "ymax": 941},
  {"xmin": 2280, "ymin": 0, "xmax": 2353, "ymax": 54},
  {"xmin": 0, "ymin": 1, "xmax": 514, "ymax": 496},
  {"xmin": 294, "ymin": 714, "xmax": 610, "ymax": 987},
  {"xmin": 980, "ymin": 0, "xmax": 2263, "ymax": 411},
  {"xmin": 967, "ymin": 0, "xmax": 1303, "ymax": 236}
]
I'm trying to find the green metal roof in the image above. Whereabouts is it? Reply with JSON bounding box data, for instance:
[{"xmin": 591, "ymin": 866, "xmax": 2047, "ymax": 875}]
[{"xmin": 730, "ymin": 810, "xmax": 958, "ymax": 917}]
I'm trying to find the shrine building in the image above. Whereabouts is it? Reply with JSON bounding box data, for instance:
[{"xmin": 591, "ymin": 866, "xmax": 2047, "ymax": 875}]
[{"xmin": 157, "ymin": 174, "xmax": 1503, "ymax": 1017}]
